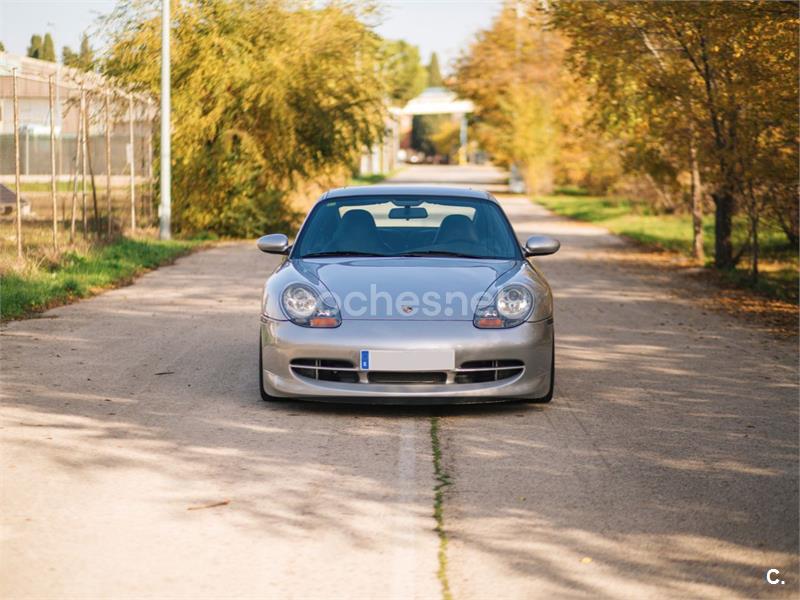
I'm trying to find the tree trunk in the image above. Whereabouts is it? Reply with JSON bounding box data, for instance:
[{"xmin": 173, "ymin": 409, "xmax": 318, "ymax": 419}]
[
  {"xmin": 712, "ymin": 189, "xmax": 734, "ymax": 269},
  {"xmin": 689, "ymin": 138, "xmax": 704, "ymax": 262},
  {"xmin": 750, "ymin": 211, "xmax": 759, "ymax": 284},
  {"xmin": 85, "ymin": 131, "xmax": 100, "ymax": 238}
]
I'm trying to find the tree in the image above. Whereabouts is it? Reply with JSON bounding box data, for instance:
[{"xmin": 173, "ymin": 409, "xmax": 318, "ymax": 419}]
[
  {"xmin": 551, "ymin": 0, "xmax": 799, "ymax": 271},
  {"xmin": 381, "ymin": 39, "xmax": 426, "ymax": 105},
  {"xmin": 62, "ymin": 46, "xmax": 77, "ymax": 65},
  {"xmin": 427, "ymin": 52, "xmax": 444, "ymax": 87},
  {"xmin": 103, "ymin": 0, "xmax": 387, "ymax": 237},
  {"xmin": 27, "ymin": 34, "xmax": 42, "ymax": 59},
  {"xmin": 454, "ymin": 4, "xmax": 620, "ymax": 194},
  {"xmin": 0, "ymin": 41, "xmax": 5, "ymax": 52},
  {"xmin": 41, "ymin": 33, "xmax": 56, "ymax": 62},
  {"xmin": 63, "ymin": 34, "xmax": 94, "ymax": 70},
  {"xmin": 410, "ymin": 114, "xmax": 447, "ymax": 156}
]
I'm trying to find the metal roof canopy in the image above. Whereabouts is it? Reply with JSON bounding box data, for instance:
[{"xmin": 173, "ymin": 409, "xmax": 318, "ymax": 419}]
[{"xmin": 393, "ymin": 87, "xmax": 474, "ymax": 116}]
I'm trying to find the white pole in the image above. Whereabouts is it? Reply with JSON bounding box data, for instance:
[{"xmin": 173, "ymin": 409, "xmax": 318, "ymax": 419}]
[
  {"xmin": 49, "ymin": 75, "xmax": 58, "ymax": 250},
  {"xmin": 159, "ymin": 0, "xmax": 171, "ymax": 240},
  {"xmin": 12, "ymin": 68, "xmax": 22, "ymax": 258}
]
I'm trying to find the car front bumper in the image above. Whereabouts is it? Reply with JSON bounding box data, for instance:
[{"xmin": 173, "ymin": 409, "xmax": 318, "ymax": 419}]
[{"xmin": 260, "ymin": 316, "xmax": 553, "ymax": 403}]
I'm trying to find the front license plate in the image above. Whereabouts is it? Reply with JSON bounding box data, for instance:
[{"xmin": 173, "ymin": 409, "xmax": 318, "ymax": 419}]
[{"xmin": 360, "ymin": 349, "xmax": 455, "ymax": 371}]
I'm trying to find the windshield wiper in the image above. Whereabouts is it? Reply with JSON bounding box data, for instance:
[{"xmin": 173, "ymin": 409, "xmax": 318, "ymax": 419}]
[
  {"xmin": 393, "ymin": 250, "xmax": 486, "ymax": 259},
  {"xmin": 300, "ymin": 251, "xmax": 388, "ymax": 258}
]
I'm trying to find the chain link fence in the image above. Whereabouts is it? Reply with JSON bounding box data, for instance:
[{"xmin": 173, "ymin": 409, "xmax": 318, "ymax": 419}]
[{"xmin": 0, "ymin": 52, "xmax": 155, "ymax": 258}]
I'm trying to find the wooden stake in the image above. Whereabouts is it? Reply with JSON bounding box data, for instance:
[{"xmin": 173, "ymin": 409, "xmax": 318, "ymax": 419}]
[
  {"xmin": 106, "ymin": 91, "xmax": 113, "ymax": 237},
  {"xmin": 12, "ymin": 68, "xmax": 22, "ymax": 258},
  {"xmin": 129, "ymin": 94, "xmax": 136, "ymax": 233},
  {"xmin": 49, "ymin": 75, "xmax": 58, "ymax": 251}
]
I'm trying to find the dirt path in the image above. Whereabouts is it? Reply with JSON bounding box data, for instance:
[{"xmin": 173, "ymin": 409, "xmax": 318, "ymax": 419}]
[{"xmin": 1, "ymin": 165, "xmax": 797, "ymax": 599}]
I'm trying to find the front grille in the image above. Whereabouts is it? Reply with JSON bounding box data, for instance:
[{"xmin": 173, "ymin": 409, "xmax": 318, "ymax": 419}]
[
  {"xmin": 290, "ymin": 358, "xmax": 359, "ymax": 383},
  {"xmin": 289, "ymin": 358, "xmax": 524, "ymax": 386},
  {"xmin": 368, "ymin": 371, "xmax": 447, "ymax": 385},
  {"xmin": 454, "ymin": 360, "xmax": 524, "ymax": 384}
]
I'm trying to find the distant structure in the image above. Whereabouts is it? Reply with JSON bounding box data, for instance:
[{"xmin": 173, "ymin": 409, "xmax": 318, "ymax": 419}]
[
  {"xmin": 393, "ymin": 87, "xmax": 474, "ymax": 164},
  {"xmin": 0, "ymin": 183, "xmax": 31, "ymax": 216}
]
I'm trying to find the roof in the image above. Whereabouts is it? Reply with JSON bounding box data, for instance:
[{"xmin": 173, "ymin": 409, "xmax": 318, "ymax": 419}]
[
  {"xmin": 395, "ymin": 86, "xmax": 474, "ymax": 116},
  {"xmin": 323, "ymin": 185, "xmax": 493, "ymax": 201},
  {"xmin": 0, "ymin": 184, "xmax": 28, "ymax": 206}
]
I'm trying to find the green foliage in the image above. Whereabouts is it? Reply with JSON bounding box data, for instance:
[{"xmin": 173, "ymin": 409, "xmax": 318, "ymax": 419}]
[
  {"xmin": 427, "ymin": 52, "xmax": 444, "ymax": 87},
  {"xmin": 41, "ymin": 33, "xmax": 56, "ymax": 62},
  {"xmin": 27, "ymin": 34, "xmax": 42, "ymax": 59},
  {"xmin": 63, "ymin": 34, "xmax": 94, "ymax": 70},
  {"xmin": 381, "ymin": 39, "xmax": 427, "ymax": 105},
  {"xmin": 0, "ymin": 41, "xmax": 5, "ymax": 52},
  {"xmin": 536, "ymin": 193, "xmax": 798, "ymax": 302},
  {"xmin": 551, "ymin": 0, "xmax": 799, "ymax": 271},
  {"xmin": 103, "ymin": 0, "xmax": 387, "ymax": 238},
  {"xmin": 411, "ymin": 114, "xmax": 446, "ymax": 155},
  {"xmin": 429, "ymin": 119, "xmax": 462, "ymax": 160},
  {"xmin": 349, "ymin": 173, "xmax": 390, "ymax": 186},
  {"xmin": 0, "ymin": 238, "xmax": 200, "ymax": 320},
  {"xmin": 454, "ymin": 5, "xmax": 621, "ymax": 194},
  {"xmin": 27, "ymin": 32, "xmax": 57, "ymax": 61}
]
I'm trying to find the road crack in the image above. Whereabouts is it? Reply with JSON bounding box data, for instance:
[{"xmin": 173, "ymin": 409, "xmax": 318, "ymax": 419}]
[{"xmin": 430, "ymin": 415, "xmax": 453, "ymax": 600}]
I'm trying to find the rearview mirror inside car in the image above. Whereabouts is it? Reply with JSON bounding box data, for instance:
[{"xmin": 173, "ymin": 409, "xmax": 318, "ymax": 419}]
[
  {"xmin": 388, "ymin": 207, "xmax": 428, "ymax": 220},
  {"xmin": 257, "ymin": 233, "xmax": 290, "ymax": 254},
  {"xmin": 524, "ymin": 235, "xmax": 560, "ymax": 256}
]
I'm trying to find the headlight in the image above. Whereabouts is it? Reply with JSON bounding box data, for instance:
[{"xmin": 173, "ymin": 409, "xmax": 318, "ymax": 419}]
[
  {"xmin": 281, "ymin": 283, "xmax": 340, "ymax": 327},
  {"xmin": 496, "ymin": 285, "xmax": 532, "ymax": 320},
  {"xmin": 474, "ymin": 284, "xmax": 533, "ymax": 329}
]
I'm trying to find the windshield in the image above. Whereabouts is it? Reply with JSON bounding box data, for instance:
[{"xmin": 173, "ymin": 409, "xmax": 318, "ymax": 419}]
[{"xmin": 292, "ymin": 195, "xmax": 521, "ymax": 260}]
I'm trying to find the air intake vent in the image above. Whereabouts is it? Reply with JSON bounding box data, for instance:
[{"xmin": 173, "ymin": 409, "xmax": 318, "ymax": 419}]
[
  {"xmin": 367, "ymin": 371, "xmax": 447, "ymax": 385},
  {"xmin": 455, "ymin": 360, "xmax": 524, "ymax": 384},
  {"xmin": 290, "ymin": 359, "xmax": 359, "ymax": 383}
]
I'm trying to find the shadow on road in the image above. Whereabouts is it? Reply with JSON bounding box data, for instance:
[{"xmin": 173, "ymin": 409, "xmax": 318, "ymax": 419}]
[{"xmin": 1, "ymin": 178, "xmax": 797, "ymax": 598}]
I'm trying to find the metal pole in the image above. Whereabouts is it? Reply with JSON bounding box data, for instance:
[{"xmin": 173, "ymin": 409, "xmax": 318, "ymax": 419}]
[
  {"xmin": 12, "ymin": 68, "xmax": 22, "ymax": 259},
  {"xmin": 49, "ymin": 75, "xmax": 58, "ymax": 250},
  {"xmin": 459, "ymin": 114, "xmax": 468, "ymax": 166},
  {"xmin": 80, "ymin": 87, "xmax": 87, "ymax": 238},
  {"xmin": 160, "ymin": 0, "xmax": 171, "ymax": 239},
  {"xmin": 106, "ymin": 91, "xmax": 112, "ymax": 237},
  {"xmin": 129, "ymin": 93, "xmax": 136, "ymax": 233}
]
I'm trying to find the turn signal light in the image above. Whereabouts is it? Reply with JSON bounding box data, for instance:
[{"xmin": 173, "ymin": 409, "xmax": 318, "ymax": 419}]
[
  {"xmin": 476, "ymin": 318, "xmax": 504, "ymax": 328},
  {"xmin": 309, "ymin": 317, "xmax": 339, "ymax": 328}
]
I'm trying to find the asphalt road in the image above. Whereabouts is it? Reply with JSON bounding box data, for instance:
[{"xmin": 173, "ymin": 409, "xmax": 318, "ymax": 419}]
[{"xmin": 1, "ymin": 165, "xmax": 797, "ymax": 599}]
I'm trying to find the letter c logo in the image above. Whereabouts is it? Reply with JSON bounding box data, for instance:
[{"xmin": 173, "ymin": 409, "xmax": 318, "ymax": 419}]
[{"xmin": 766, "ymin": 569, "xmax": 783, "ymax": 585}]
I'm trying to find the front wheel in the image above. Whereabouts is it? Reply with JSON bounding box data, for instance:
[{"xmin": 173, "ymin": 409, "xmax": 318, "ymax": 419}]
[{"xmin": 527, "ymin": 340, "xmax": 555, "ymax": 404}]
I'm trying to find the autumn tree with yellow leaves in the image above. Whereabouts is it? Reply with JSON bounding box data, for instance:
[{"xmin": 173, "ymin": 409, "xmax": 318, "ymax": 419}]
[{"xmin": 103, "ymin": 0, "xmax": 393, "ymax": 237}]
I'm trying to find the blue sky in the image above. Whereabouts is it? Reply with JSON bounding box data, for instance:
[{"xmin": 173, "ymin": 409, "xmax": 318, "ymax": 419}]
[{"xmin": 0, "ymin": 0, "xmax": 503, "ymax": 73}]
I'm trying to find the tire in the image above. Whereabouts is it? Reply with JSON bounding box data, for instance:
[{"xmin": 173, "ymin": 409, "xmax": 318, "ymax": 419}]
[
  {"xmin": 258, "ymin": 339, "xmax": 278, "ymax": 402},
  {"xmin": 527, "ymin": 339, "xmax": 555, "ymax": 404}
]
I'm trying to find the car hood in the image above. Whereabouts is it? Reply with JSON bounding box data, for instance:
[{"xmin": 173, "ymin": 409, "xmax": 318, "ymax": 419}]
[{"xmin": 294, "ymin": 257, "xmax": 519, "ymax": 321}]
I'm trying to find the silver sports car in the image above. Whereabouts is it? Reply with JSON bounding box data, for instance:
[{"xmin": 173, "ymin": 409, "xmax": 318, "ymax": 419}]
[{"xmin": 257, "ymin": 185, "xmax": 560, "ymax": 404}]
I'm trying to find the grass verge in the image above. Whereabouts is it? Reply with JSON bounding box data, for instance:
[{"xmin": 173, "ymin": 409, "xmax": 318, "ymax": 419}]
[
  {"xmin": 535, "ymin": 193, "xmax": 798, "ymax": 304},
  {"xmin": 430, "ymin": 415, "xmax": 453, "ymax": 600},
  {"xmin": 0, "ymin": 237, "xmax": 204, "ymax": 320},
  {"xmin": 348, "ymin": 167, "xmax": 403, "ymax": 187}
]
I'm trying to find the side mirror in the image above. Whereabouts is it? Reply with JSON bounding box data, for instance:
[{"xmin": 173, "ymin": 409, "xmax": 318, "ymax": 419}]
[
  {"xmin": 524, "ymin": 235, "xmax": 560, "ymax": 256},
  {"xmin": 257, "ymin": 233, "xmax": 290, "ymax": 255}
]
